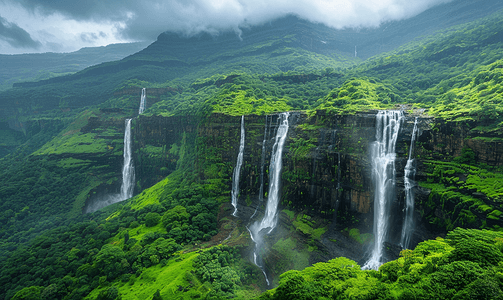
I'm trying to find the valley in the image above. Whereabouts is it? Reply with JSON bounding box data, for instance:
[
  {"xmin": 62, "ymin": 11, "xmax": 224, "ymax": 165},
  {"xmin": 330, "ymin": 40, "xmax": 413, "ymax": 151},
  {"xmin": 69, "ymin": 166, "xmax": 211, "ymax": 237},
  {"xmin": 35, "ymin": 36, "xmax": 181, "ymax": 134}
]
[{"xmin": 1, "ymin": 1, "xmax": 503, "ymax": 299}]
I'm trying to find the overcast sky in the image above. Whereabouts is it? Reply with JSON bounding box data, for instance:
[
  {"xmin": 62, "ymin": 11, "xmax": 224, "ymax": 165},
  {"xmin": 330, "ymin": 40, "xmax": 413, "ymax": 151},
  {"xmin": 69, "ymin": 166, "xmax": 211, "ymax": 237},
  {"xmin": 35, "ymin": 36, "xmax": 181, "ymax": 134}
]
[{"xmin": 0, "ymin": 0, "xmax": 453, "ymax": 54}]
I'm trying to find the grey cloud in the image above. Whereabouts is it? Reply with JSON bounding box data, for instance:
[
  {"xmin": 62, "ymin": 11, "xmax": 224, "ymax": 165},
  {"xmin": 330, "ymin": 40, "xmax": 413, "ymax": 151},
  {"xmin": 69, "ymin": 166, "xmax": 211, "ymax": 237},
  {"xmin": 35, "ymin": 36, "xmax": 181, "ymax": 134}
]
[
  {"xmin": 4, "ymin": 0, "xmax": 454, "ymax": 42},
  {"xmin": 0, "ymin": 15, "xmax": 41, "ymax": 48},
  {"xmin": 80, "ymin": 32, "xmax": 99, "ymax": 43}
]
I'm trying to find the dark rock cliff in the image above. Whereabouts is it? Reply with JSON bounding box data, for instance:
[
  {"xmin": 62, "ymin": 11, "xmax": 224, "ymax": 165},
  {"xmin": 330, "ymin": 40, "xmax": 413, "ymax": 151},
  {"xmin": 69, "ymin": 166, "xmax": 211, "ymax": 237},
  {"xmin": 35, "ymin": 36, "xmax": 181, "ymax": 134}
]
[{"xmin": 86, "ymin": 110, "xmax": 502, "ymax": 265}]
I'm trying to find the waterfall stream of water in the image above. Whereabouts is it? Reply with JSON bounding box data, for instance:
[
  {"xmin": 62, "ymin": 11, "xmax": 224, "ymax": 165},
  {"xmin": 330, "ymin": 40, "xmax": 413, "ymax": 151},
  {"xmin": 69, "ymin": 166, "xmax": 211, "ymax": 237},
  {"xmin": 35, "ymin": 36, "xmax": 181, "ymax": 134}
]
[
  {"xmin": 400, "ymin": 118, "xmax": 418, "ymax": 249},
  {"xmin": 120, "ymin": 118, "xmax": 135, "ymax": 200},
  {"xmin": 139, "ymin": 88, "xmax": 146, "ymax": 114},
  {"xmin": 231, "ymin": 116, "xmax": 245, "ymax": 216},
  {"xmin": 249, "ymin": 112, "xmax": 290, "ymax": 285},
  {"xmin": 363, "ymin": 110, "xmax": 403, "ymax": 270}
]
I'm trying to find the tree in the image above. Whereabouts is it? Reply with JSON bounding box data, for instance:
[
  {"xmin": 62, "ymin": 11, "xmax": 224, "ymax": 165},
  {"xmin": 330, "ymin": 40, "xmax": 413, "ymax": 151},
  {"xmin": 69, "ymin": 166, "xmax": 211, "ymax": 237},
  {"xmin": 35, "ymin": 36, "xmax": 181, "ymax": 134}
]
[
  {"xmin": 145, "ymin": 212, "xmax": 160, "ymax": 227},
  {"xmin": 11, "ymin": 286, "xmax": 43, "ymax": 300}
]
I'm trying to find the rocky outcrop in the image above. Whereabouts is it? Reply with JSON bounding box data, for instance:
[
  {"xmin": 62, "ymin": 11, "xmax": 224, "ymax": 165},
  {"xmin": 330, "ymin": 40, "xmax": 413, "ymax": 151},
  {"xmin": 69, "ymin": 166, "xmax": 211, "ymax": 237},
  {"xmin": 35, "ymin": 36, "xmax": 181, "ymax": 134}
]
[
  {"xmin": 132, "ymin": 115, "xmax": 196, "ymax": 189},
  {"xmin": 418, "ymin": 121, "xmax": 503, "ymax": 166}
]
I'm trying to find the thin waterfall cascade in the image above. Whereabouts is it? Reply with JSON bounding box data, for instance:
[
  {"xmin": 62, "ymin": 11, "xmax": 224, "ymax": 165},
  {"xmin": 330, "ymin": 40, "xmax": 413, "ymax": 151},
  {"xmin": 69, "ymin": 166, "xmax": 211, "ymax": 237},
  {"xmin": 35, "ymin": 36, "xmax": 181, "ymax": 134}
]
[
  {"xmin": 231, "ymin": 115, "xmax": 245, "ymax": 216},
  {"xmin": 400, "ymin": 118, "xmax": 418, "ymax": 249},
  {"xmin": 83, "ymin": 118, "xmax": 136, "ymax": 213},
  {"xmin": 251, "ymin": 115, "xmax": 271, "ymax": 219},
  {"xmin": 120, "ymin": 118, "xmax": 135, "ymax": 200},
  {"xmin": 256, "ymin": 112, "xmax": 290, "ymax": 233},
  {"xmin": 249, "ymin": 112, "xmax": 290, "ymax": 286},
  {"xmin": 139, "ymin": 88, "xmax": 146, "ymax": 114},
  {"xmin": 363, "ymin": 110, "xmax": 404, "ymax": 270}
]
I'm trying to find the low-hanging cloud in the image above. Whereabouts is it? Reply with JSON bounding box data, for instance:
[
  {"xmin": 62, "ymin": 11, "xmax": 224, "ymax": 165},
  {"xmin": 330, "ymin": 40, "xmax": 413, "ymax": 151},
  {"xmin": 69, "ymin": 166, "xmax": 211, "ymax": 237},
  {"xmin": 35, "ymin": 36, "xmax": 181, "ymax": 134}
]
[
  {"xmin": 0, "ymin": 15, "xmax": 41, "ymax": 49},
  {"xmin": 0, "ymin": 0, "xmax": 454, "ymax": 53}
]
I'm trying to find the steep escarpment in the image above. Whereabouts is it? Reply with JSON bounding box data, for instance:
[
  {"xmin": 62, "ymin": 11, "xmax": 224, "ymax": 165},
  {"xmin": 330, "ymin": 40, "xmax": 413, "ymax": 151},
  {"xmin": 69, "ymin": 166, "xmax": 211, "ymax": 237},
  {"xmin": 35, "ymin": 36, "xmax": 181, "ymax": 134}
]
[
  {"xmin": 185, "ymin": 111, "xmax": 430, "ymax": 273},
  {"xmin": 76, "ymin": 109, "xmax": 503, "ymax": 267},
  {"xmin": 132, "ymin": 115, "xmax": 197, "ymax": 190},
  {"xmin": 186, "ymin": 110, "xmax": 502, "ymax": 270}
]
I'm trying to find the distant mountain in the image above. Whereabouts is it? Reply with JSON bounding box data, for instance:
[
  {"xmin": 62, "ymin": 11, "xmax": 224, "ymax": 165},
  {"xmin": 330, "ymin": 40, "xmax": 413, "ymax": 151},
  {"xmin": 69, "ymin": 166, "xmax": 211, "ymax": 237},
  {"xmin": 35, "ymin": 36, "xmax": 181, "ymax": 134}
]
[
  {"xmin": 0, "ymin": 41, "xmax": 150, "ymax": 91},
  {"xmin": 2, "ymin": 0, "xmax": 503, "ymax": 115},
  {"xmin": 343, "ymin": 0, "xmax": 503, "ymax": 59}
]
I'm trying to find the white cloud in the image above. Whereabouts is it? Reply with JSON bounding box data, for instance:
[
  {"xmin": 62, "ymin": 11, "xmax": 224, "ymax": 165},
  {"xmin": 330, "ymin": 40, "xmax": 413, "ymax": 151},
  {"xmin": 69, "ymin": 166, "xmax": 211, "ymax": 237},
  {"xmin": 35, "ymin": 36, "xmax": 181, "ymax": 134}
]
[{"xmin": 0, "ymin": 0, "xmax": 454, "ymax": 54}]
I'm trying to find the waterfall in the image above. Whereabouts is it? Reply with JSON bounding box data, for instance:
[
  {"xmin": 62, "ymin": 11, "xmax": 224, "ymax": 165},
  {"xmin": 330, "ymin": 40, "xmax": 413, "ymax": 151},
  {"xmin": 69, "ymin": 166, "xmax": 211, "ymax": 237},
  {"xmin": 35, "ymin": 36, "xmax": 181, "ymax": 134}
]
[
  {"xmin": 363, "ymin": 110, "xmax": 403, "ymax": 270},
  {"xmin": 249, "ymin": 112, "xmax": 290, "ymax": 285},
  {"xmin": 257, "ymin": 112, "xmax": 289, "ymax": 233},
  {"xmin": 251, "ymin": 115, "xmax": 270, "ymax": 219},
  {"xmin": 84, "ymin": 118, "xmax": 135, "ymax": 213},
  {"xmin": 231, "ymin": 116, "xmax": 245, "ymax": 216},
  {"xmin": 400, "ymin": 118, "xmax": 418, "ymax": 249},
  {"xmin": 120, "ymin": 118, "xmax": 135, "ymax": 200},
  {"xmin": 139, "ymin": 88, "xmax": 146, "ymax": 114}
]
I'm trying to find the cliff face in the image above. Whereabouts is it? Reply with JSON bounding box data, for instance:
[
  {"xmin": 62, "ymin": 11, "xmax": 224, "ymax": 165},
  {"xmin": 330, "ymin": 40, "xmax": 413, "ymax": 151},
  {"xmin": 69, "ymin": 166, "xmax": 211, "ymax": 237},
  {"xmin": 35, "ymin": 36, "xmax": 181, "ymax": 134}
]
[
  {"xmin": 132, "ymin": 115, "xmax": 196, "ymax": 190},
  {"xmin": 418, "ymin": 121, "xmax": 503, "ymax": 166},
  {"xmin": 125, "ymin": 111, "xmax": 503, "ymax": 251},
  {"xmin": 192, "ymin": 111, "xmax": 503, "ymax": 248},
  {"xmin": 208, "ymin": 112, "xmax": 420, "ymax": 243}
]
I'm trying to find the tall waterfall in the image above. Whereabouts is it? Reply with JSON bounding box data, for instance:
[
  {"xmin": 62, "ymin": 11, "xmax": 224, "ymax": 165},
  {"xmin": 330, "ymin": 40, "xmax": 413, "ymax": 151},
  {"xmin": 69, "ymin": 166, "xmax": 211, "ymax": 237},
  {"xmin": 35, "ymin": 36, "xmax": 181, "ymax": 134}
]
[
  {"xmin": 249, "ymin": 112, "xmax": 290, "ymax": 285},
  {"xmin": 257, "ymin": 112, "xmax": 289, "ymax": 233},
  {"xmin": 400, "ymin": 118, "xmax": 418, "ymax": 249},
  {"xmin": 139, "ymin": 88, "xmax": 146, "ymax": 114},
  {"xmin": 231, "ymin": 115, "xmax": 245, "ymax": 216},
  {"xmin": 363, "ymin": 110, "xmax": 403, "ymax": 270},
  {"xmin": 120, "ymin": 118, "xmax": 135, "ymax": 200}
]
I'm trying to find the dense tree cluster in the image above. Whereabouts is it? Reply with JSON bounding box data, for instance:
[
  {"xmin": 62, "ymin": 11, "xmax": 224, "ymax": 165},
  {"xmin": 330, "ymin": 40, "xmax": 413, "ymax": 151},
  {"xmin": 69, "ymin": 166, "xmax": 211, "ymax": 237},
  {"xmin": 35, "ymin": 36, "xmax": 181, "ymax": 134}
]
[{"xmin": 259, "ymin": 229, "xmax": 503, "ymax": 300}]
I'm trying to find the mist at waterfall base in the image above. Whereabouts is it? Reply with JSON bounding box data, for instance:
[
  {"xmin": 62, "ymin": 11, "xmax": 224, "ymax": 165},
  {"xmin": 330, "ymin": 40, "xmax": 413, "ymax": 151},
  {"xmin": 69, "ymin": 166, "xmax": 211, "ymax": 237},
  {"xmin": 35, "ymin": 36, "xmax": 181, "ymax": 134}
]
[
  {"xmin": 231, "ymin": 115, "xmax": 245, "ymax": 216},
  {"xmin": 248, "ymin": 112, "xmax": 290, "ymax": 285},
  {"xmin": 363, "ymin": 111, "xmax": 403, "ymax": 270}
]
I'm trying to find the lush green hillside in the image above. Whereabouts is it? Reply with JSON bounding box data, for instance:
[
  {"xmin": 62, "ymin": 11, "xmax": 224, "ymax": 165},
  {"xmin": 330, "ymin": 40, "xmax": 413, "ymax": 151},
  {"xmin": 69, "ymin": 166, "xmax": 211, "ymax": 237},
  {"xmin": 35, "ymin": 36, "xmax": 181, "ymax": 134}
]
[
  {"xmin": 259, "ymin": 228, "xmax": 503, "ymax": 300},
  {"xmin": 1, "ymin": 3, "xmax": 503, "ymax": 300}
]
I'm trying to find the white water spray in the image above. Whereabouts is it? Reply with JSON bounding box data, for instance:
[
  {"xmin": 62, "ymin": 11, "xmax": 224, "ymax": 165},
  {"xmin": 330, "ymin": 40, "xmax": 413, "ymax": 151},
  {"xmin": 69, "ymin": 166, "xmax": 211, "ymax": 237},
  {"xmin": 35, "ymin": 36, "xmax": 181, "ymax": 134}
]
[
  {"xmin": 231, "ymin": 116, "xmax": 245, "ymax": 216},
  {"xmin": 139, "ymin": 88, "xmax": 146, "ymax": 114},
  {"xmin": 400, "ymin": 118, "xmax": 418, "ymax": 249},
  {"xmin": 120, "ymin": 118, "xmax": 135, "ymax": 200},
  {"xmin": 249, "ymin": 112, "xmax": 290, "ymax": 285},
  {"xmin": 363, "ymin": 110, "xmax": 403, "ymax": 270}
]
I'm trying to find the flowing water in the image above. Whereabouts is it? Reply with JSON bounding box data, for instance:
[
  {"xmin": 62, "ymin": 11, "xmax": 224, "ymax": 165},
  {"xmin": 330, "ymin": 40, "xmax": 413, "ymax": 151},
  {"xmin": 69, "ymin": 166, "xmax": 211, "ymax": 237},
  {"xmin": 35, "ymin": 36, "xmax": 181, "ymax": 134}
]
[
  {"xmin": 363, "ymin": 110, "xmax": 403, "ymax": 270},
  {"xmin": 120, "ymin": 118, "xmax": 135, "ymax": 200},
  {"xmin": 139, "ymin": 88, "xmax": 146, "ymax": 114},
  {"xmin": 231, "ymin": 116, "xmax": 245, "ymax": 216},
  {"xmin": 400, "ymin": 118, "xmax": 418, "ymax": 249},
  {"xmin": 249, "ymin": 112, "xmax": 290, "ymax": 285},
  {"xmin": 84, "ymin": 118, "xmax": 135, "ymax": 213}
]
